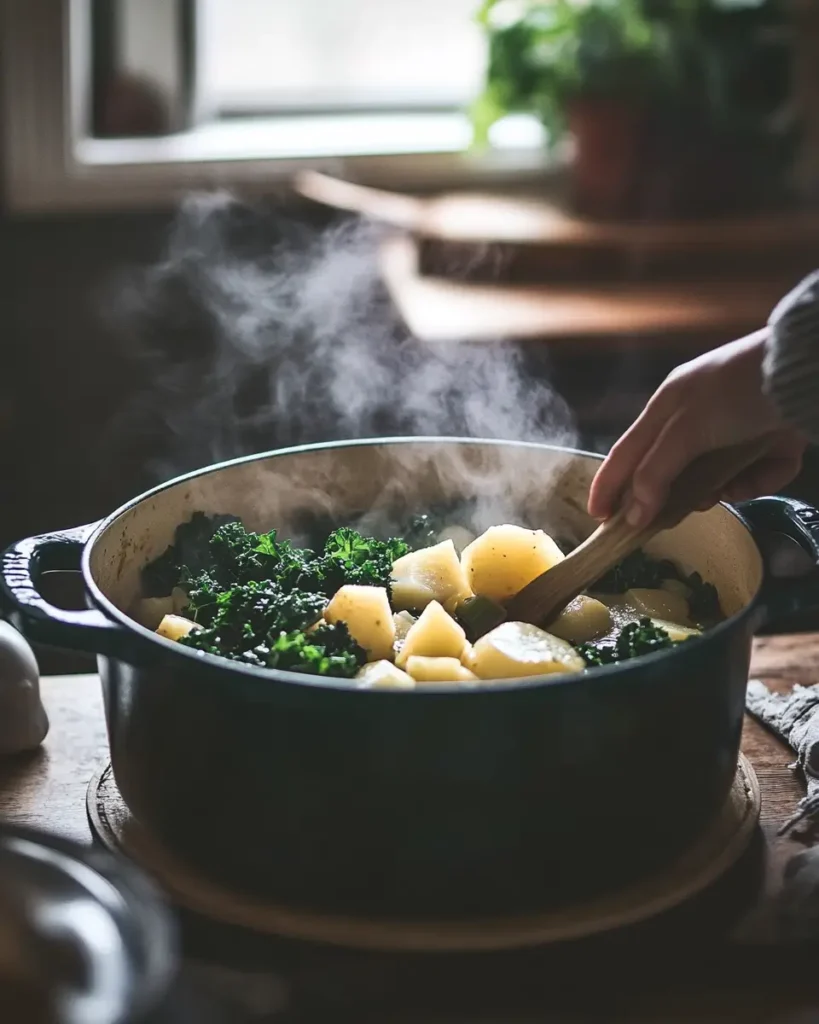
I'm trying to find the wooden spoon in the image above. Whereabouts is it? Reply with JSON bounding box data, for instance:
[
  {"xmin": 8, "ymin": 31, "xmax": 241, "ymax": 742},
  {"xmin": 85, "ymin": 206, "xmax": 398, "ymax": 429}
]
[{"xmin": 504, "ymin": 438, "xmax": 767, "ymax": 627}]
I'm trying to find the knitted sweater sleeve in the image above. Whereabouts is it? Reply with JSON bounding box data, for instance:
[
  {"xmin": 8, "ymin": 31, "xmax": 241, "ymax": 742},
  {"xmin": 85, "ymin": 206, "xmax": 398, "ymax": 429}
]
[{"xmin": 764, "ymin": 270, "xmax": 819, "ymax": 443}]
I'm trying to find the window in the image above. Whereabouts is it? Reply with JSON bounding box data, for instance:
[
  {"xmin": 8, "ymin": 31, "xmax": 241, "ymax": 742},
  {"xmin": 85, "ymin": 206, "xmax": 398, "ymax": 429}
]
[
  {"xmin": 198, "ymin": 0, "xmax": 486, "ymax": 116},
  {"xmin": 1, "ymin": 0, "xmax": 550, "ymax": 213}
]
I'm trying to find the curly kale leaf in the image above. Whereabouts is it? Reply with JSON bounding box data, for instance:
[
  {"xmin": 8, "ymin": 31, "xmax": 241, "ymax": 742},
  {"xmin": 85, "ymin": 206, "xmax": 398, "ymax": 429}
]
[
  {"xmin": 592, "ymin": 551, "xmax": 678, "ymax": 594},
  {"xmin": 181, "ymin": 618, "xmax": 365, "ymax": 678},
  {"xmin": 207, "ymin": 522, "xmax": 315, "ymax": 590},
  {"xmin": 182, "ymin": 580, "xmax": 326, "ymax": 647},
  {"xmin": 685, "ymin": 570, "xmax": 721, "ymax": 625},
  {"xmin": 141, "ymin": 512, "xmax": 239, "ymax": 597},
  {"xmin": 577, "ymin": 618, "xmax": 678, "ymax": 667},
  {"xmin": 301, "ymin": 527, "xmax": 409, "ymax": 596}
]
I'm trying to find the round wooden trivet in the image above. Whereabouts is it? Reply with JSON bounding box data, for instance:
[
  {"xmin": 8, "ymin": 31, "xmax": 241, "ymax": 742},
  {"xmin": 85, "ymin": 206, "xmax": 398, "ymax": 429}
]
[{"xmin": 87, "ymin": 757, "xmax": 760, "ymax": 953}]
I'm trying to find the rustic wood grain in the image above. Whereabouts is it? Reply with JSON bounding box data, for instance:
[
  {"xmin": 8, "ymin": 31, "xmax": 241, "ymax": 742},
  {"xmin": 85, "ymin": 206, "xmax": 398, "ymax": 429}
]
[{"xmin": 0, "ymin": 674, "xmax": 106, "ymax": 845}]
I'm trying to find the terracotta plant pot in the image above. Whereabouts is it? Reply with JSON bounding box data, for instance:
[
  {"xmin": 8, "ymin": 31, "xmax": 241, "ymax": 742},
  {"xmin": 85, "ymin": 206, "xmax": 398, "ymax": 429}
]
[{"xmin": 568, "ymin": 97, "xmax": 646, "ymax": 219}]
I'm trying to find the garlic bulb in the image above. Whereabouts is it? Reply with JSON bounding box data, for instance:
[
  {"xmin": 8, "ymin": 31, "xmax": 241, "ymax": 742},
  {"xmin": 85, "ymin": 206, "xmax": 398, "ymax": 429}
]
[{"xmin": 0, "ymin": 622, "xmax": 49, "ymax": 756}]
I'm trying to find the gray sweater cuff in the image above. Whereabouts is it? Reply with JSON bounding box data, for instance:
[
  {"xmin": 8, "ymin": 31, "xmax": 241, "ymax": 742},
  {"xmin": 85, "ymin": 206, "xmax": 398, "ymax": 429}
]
[{"xmin": 764, "ymin": 270, "xmax": 819, "ymax": 443}]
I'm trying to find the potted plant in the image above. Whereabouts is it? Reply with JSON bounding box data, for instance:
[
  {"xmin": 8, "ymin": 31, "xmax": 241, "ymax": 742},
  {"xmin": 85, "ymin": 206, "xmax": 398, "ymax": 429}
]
[{"xmin": 473, "ymin": 0, "xmax": 794, "ymax": 219}]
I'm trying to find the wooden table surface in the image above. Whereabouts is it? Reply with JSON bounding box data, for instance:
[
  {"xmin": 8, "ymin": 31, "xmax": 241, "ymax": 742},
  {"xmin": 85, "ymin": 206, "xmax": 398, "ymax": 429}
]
[{"xmin": 3, "ymin": 643, "xmax": 819, "ymax": 1021}]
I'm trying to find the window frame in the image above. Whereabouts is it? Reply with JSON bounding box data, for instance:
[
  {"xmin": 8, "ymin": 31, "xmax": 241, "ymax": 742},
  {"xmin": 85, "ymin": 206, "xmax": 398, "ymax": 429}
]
[{"xmin": 1, "ymin": 0, "xmax": 557, "ymax": 216}]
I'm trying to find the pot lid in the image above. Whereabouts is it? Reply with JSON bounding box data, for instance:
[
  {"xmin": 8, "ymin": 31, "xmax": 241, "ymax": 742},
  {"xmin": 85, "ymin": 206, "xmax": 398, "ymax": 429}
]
[{"xmin": 0, "ymin": 825, "xmax": 176, "ymax": 1024}]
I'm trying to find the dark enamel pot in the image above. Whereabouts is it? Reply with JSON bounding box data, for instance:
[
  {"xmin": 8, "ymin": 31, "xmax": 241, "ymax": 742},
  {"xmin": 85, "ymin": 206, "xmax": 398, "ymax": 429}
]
[{"xmin": 3, "ymin": 439, "xmax": 819, "ymax": 921}]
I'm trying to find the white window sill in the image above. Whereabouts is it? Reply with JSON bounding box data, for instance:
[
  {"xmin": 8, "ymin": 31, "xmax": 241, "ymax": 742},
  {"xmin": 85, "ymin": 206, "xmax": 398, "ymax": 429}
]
[
  {"xmin": 68, "ymin": 112, "xmax": 555, "ymax": 211},
  {"xmin": 78, "ymin": 112, "xmax": 493, "ymax": 165},
  {"xmin": 77, "ymin": 110, "xmax": 550, "ymax": 169},
  {"xmin": 14, "ymin": 105, "xmax": 556, "ymax": 214}
]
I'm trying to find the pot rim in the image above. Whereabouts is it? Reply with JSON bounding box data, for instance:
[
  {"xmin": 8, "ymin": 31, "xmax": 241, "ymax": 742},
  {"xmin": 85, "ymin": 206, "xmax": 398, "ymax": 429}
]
[{"xmin": 81, "ymin": 436, "xmax": 761, "ymax": 695}]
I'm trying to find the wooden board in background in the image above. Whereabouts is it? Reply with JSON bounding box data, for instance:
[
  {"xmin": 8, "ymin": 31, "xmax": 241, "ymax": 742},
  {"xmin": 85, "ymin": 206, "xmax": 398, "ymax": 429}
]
[
  {"xmin": 297, "ymin": 171, "xmax": 819, "ymax": 249},
  {"xmin": 299, "ymin": 171, "xmax": 819, "ymax": 285},
  {"xmin": 380, "ymin": 235, "xmax": 798, "ymax": 345}
]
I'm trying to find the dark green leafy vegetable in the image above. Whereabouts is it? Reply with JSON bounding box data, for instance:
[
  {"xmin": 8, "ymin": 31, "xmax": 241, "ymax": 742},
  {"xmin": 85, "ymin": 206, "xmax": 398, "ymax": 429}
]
[
  {"xmin": 593, "ymin": 551, "xmax": 678, "ymax": 593},
  {"xmin": 142, "ymin": 512, "xmax": 238, "ymax": 597},
  {"xmin": 181, "ymin": 619, "xmax": 365, "ymax": 677},
  {"xmin": 185, "ymin": 579, "xmax": 326, "ymax": 635},
  {"xmin": 143, "ymin": 516, "xmax": 404, "ymax": 675},
  {"xmin": 685, "ymin": 571, "xmax": 721, "ymax": 625},
  {"xmin": 577, "ymin": 618, "xmax": 679, "ymax": 666},
  {"xmin": 308, "ymin": 527, "xmax": 409, "ymax": 596}
]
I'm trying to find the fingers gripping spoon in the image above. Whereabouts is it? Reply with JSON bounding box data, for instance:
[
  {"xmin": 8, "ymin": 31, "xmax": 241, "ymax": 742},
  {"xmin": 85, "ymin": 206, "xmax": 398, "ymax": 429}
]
[{"xmin": 504, "ymin": 439, "xmax": 767, "ymax": 628}]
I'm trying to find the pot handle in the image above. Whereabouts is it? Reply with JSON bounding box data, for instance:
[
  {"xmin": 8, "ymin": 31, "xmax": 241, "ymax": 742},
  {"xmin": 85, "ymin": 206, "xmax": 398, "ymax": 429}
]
[
  {"xmin": 0, "ymin": 523, "xmax": 139, "ymax": 658},
  {"xmin": 737, "ymin": 496, "xmax": 819, "ymax": 634}
]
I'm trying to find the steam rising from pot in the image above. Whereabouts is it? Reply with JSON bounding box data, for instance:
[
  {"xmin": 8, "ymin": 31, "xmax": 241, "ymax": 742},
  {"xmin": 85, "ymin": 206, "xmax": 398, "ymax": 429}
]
[{"xmin": 102, "ymin": 191, "xmax": 580, "ymax": 532}]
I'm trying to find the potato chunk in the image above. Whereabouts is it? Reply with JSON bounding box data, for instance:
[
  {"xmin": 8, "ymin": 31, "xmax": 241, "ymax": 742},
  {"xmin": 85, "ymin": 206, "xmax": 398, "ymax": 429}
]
[
  {"xmin": 468, "ymin": 621, "xmax": 585, "ymax": 680},
  {"xmin": 356, "ymin": 660, "xmax": 415, "ymax": 690},
  {"xmin": 392, "ymin": 611, "xmax": 416, "ymax": 660},
  {"xmin": 625, "ymin": 588, "xmax": 691, "ymax": 626},
  {"xmin": 660, "ymin": 578, "xmax": 692, "ymax": 600},
  {"xmin": 651, "ymin": 618, "xmax": 701, "ymax": 643},
  {"xmin": 395, "ymin": 600, "xmax": 467, "ymax": 668},
  {"xmin": 157, "ymin": 614, "xmax": 200, "ymax": 642},
  {"xmin": 406, "ymin": 656, "xmax": 478, "ymax": 684},
  {"xmin": 391, "ymin": 540, "xmax": 472, "ymax": 612},
  {"xmin": 325, "ymin": 585, "xmax": 395, "ymax": 662},
  {"xmin": 548, "ymin": 596, "xmax": 612, "ymax": 645},
  {"xmin": 393, "ymin": 611, "xmax": 416, "ymax": 642},
  {"xmin": 460, "ymin": 525, "xmax": 564, "ymax": 603}
]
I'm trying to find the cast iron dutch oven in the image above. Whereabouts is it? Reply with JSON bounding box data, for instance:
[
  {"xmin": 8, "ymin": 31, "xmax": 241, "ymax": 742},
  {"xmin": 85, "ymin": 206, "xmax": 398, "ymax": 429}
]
[{"xmin": 3, "ymin": 439, "xmax": 819, "ymax": 920}]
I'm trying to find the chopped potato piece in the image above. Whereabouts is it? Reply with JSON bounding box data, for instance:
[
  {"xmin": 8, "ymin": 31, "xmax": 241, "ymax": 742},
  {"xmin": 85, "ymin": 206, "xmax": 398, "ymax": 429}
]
[
  {"xmin": 157, "ymin": 614, "xmax": 200, "ymax": 642},
  {"xmin": 396, "ymin": 600, "xmax": 467, "ymax": 668},
  {"xmin": 468, "ymin": 621, "xmax": 585, "ymax": 679},
  {"xmin": 393, "ymin": 611, "xmax": 416, "ymax": 642},
  {"xmin": 660, "ymin": 578, "xmax": 692, "ymax": 599},
  {"xmin": 460, "ymin": 525, "xmax": 564, "ymax": 603},
  {"xmin": 406, "ymin": 656, "xmax": 478, "ymax": 684},
  {"xmin": 138, "ymin": 596, "xmax": 174, "ymax": 630},
  {"xmin": 391, "ymin": 579, "xmax": 438, "ymax": 611},
  {"xmin": 651, "ymin": 618, "xmax": 701, "ymax": 643},
  {"xmin": 356, "ymin": 660, "xmax": 415, "ymax": 690},
  {"xmin": 548, "ymin": 596, "xmax": 612, "ymax": 645},
  {"xmin": 625, "ymin": 588, "xmax": 691, "ymax": 626},
  {"xmin": 436, "ymin": 525, "xmax": 475, "ymax": 554},
  {"xmin": 392, "ymin": 610, "xmax": 416, "ymax": 658},
  {"xmin": 325, "ymin": 585, "xmax": 395, "ymax": 662},
  {"xmin": 391, "ymin": 540, "xmax": 472, "ymax": 612}
]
